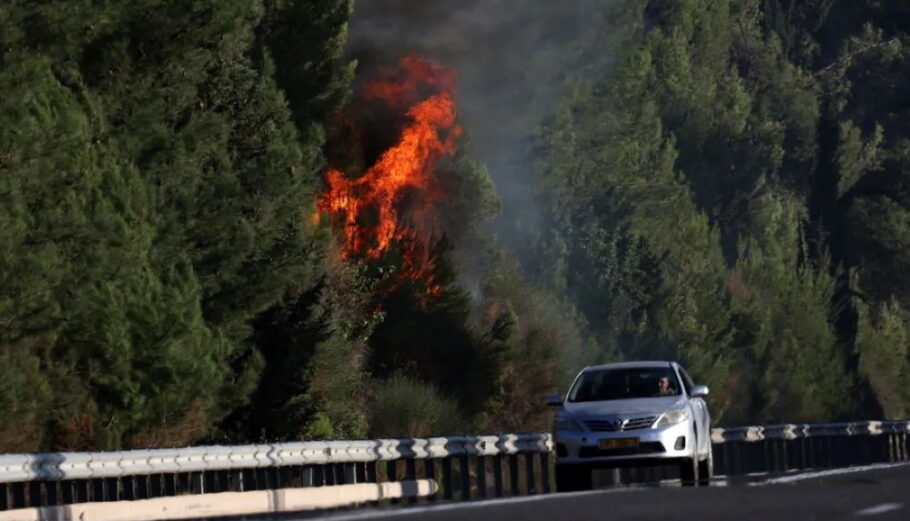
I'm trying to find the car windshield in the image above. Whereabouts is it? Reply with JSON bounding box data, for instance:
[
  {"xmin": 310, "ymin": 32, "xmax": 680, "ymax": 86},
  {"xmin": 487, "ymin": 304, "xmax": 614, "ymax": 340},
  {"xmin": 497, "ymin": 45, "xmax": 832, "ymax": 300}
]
[{"xmin": 568, "ymin": 366, "xmax": 682, "ymax": 402}]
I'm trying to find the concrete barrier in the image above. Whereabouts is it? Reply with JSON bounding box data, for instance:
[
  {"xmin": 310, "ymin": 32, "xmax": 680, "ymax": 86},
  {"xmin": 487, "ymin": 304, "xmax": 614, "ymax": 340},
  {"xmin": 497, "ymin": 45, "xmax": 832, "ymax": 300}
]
[{"xmin": 0, "ymin": 480, "xmax": 437, "ymax": 521}]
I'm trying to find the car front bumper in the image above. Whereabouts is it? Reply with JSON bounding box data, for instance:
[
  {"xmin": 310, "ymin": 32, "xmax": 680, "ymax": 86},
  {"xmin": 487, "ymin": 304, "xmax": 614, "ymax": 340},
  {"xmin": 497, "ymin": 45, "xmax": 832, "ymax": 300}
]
[{"xmin": 554, "ymin": 419, "xmax": 694, "ymax": 465}]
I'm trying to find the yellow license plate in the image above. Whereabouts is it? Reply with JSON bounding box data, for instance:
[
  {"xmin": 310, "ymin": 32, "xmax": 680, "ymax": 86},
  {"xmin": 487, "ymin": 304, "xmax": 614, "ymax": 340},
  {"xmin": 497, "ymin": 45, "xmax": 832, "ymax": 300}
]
[{"xmin": 599, "ymin": 438, "xmax": 639, "ymax": 450}]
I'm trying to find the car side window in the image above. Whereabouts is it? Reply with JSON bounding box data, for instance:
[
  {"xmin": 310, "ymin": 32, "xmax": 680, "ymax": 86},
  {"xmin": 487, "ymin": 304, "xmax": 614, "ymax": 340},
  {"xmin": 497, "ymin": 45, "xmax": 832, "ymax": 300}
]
[{"xmin": 678, "ymin": 367, "xmax": 695, "ymax": 394}]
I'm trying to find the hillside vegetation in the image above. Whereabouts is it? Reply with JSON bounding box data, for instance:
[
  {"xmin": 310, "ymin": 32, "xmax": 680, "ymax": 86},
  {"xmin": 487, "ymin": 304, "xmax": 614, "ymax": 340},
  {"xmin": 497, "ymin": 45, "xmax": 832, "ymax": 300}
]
[{"xmin": 1, "ymin": 0, "xmax": 909, "ymax": 451}]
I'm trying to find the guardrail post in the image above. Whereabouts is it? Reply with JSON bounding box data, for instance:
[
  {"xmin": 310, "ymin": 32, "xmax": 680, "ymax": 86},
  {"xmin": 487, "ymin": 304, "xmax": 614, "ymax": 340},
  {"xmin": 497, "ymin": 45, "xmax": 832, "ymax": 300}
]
[
  {"xmin": 784, "ymin": 439, "xmax": 794, "ymax": 469},
  {"xmin": 896, "ymin": 433, "xmax": 902, "ymax": 461},
  {"xmin": 713, "ymin": 445, "xmax": 724, "ymax": 476},
  {"xmin": 108, "ymin": 477, "xmax": 120, "ymax": 501},
  {"xmin": 367, "ymin": 461, "xmax": 378, "ymax": 483},
  {"xmin": 88, "ymin": 479, "xmax": 102, "ymax": 502},
  {"xmin": 122, "ymin": 476, "xmax": 136, "ymax": 500},
  {"xmin": 238, "ymin": 470, "xmax": 249, "ymax": 492},
  {"xmin": 10, "ymin": 482, "xmax": 25, "ymax": 508},
  {"xmin": 852, "ymin": 436, "xmax": 862, "ymax": 465},
  {"xmin": 301, "ymin": 466, "xmax": 314, "ymax": 487},
  {"xmin": 842, "ymin": 436, "xmax": 851, "ymax": 466},
  {"xmin": 28, "ymin": 481, "xmax": 41, "ymax": 507},
  {"xmin": 207, "ymin": 471, "xmax": 220, "ymax": 494},
  {"xmin": 540, "ymin": 453, "xmax": 551, "ymax": 494},
  {"xmin": 137, "ymin": 475, "xmax": 150, "ymax": 499},
  {"xmin": 778, "ymin": 440, "xmax": 791, "ymax": 471},
  {"xmin": 459, "ymin": 454, "xmax": 471, "ymax": 500},
  {"xmin": 476, "ymin": 457, "xmax": 487, "ymax": 498},
  {"xmin": 149, "ymin": 474, "xmax": 162, "ymax": 497},
  {"xmin": 742, "ymin": 442, "xmax": 753, "ymax": 474},
  {"xmin": 769, "ymin": 441, "xmax": 778, "ymax": 472},
  {"xmin": 0, "ymin": 483, "xmax": 7, "ymax": 510},
  {"xmin": 492, "ymin": 455, "xmax": 504, "ymax": 497},
  {"xmin": 252, "ymin": 468, "xmax": 265, "ymax": 489},
  {"xmin": 902, "ymin": 433, "xmax": 908, "ymax": 461},
  {"xmin": 405, "ymin": 459, "xmax": 417, "ymax": 504},
  {"xmin": 441, "ymin": 457, "xmax": 454, "ymax": 500},
  {"xmin": 424, "ymin": 459, "xmax": 437, "ymax": 501},
  {"xmin": 76, "ymin": 480, "xmax": 90, "ymax": 504},
  {"xmin": 164, "ymin": 474, "xmax": 177, "ymax": 495},
  {"xmin": 177, "ymin": 473, "xmax": 190, "ymax": 494},
  {"xmin": 525, "ymin": 453, "xmax": 537, "ymax": 494},
  {"xmin": 901, "ymin": 432, "xmax": 910, "ymax": 461},
  {"xmin": 719, "ymin": 442, "xmax": 730, "ymax": 476},
  {"xmin": 385, "ymin": 460, "xmax": 397, "ymax": 483},
  {"xmin": 60, "ymin": 481, "xmax": 74, "ymax": 505},
  {"xmin": 45, "ymin": 482, "xmax": 58, "ymax": 506},
  {"xmin": 344, "ymin": 463, "xmax": 357, "ymax": 485},
  {"xmin": 221, "ymin": 471, "xmax": 234, "ymax": 492},
  {"xmin": 508, "ymin": 454, "xmax": 520, "ymax": 496},
  {"xmin": 386, "ymin": 460, "xmax": 399, "ymax": 504}
]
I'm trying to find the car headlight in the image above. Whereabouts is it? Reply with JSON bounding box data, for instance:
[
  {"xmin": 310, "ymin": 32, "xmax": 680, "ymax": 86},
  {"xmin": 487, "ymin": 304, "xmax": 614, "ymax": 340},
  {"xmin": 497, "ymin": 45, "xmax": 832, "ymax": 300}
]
[
  {"xmin": 653, "ymin": 409, "xmax": 689, "ymax": 428},
  {"xmin": 554, "ymin": 417, "xmax": 585, "ymax": 432}
]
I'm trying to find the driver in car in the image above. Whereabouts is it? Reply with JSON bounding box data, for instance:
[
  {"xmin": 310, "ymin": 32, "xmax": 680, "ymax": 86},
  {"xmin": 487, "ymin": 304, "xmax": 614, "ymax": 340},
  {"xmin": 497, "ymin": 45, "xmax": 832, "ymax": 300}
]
[{"xmin": 657, "ymin": 376, "xmax": 677, "ymax": 396}]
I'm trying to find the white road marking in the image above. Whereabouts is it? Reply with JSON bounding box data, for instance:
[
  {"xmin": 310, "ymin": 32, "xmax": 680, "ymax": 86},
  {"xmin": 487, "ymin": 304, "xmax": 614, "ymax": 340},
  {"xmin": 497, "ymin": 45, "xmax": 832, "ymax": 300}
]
[
  {"xmin": 752, "ymin": 462, "xmax": 910, "ymax": 486},
  {"xmin": 855, "ymin": 503, "xmax": 903, "ymax": 516}
]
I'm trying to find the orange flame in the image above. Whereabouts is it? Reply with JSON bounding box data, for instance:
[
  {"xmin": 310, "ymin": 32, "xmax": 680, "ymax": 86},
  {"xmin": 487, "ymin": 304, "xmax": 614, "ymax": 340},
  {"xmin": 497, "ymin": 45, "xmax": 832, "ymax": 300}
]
[{"xmin": 318, "ymin": 55, "xmax": 463, "ymax": 298}]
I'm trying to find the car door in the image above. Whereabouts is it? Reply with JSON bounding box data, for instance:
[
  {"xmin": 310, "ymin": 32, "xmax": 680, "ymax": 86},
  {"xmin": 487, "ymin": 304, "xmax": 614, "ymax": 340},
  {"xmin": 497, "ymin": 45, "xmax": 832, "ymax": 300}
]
[{"xmin": 677, "ymin": 365, "xmax": 709, "ymax": 457}]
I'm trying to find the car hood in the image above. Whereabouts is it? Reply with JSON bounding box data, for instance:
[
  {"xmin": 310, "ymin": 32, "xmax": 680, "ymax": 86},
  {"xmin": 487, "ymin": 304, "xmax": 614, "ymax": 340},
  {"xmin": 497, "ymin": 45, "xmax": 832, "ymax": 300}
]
[{"xmin": 562, "ymin": 396, "xmax": 686, "ymax": 417}]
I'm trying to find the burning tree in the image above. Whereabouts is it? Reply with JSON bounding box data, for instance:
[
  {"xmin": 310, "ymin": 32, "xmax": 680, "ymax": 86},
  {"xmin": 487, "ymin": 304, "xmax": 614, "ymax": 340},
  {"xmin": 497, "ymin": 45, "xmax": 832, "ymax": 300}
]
[{"xmin": 318, "ymin": 55, "xmax": 463, "ymax": 301}]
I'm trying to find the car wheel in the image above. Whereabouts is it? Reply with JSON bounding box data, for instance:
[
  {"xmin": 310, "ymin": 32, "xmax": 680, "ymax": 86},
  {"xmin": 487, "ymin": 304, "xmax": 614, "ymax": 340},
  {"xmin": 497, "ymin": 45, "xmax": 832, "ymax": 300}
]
[
  {"xmin": 698, "ymin": 449, "xmax": 714, "ymax": 486},
  {"xmin": 679, "ymin": 457, "xmax": 699, "ymax": 487},
  {"xmin": 555, "ymin": 464, "xmax": 593, "ymax": 492}
]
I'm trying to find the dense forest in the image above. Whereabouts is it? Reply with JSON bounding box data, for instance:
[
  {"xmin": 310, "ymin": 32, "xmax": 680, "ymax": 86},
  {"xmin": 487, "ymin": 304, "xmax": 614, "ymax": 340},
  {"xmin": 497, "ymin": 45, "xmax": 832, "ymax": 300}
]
[{"xmin": 1, "ymin": 0, "xmax": 909, "ymax": 452}]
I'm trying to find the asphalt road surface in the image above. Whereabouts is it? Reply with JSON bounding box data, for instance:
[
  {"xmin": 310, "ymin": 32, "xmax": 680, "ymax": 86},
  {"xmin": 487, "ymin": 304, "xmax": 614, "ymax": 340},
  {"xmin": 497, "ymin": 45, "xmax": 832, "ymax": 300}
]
[{"xmin": 281, "ymin": 463, "xmax": 910, "ymax": 521}]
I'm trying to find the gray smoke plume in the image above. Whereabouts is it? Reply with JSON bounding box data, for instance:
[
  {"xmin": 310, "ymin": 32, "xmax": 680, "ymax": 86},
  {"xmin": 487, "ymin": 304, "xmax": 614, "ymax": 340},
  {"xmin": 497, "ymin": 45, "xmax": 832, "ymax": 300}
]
[{"xmin": 346, "ymin": 0, "xmax": 606, "ymax": 254}]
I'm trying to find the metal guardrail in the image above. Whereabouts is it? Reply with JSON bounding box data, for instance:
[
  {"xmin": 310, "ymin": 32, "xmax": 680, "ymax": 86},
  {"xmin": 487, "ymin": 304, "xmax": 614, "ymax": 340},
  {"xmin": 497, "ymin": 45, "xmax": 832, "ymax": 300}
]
[
  {"xmin": 711, "ymin": 421, "xmax": 910, "ymax": 443},
  {"xmin": 0, "ymin": 434, "xmax": 552, "ymax": 511},
  {"xmin": 709, "ymin": 421, "xmax": 910, "ymax": 480},
  {"xmin": 1, "ymin": 421, "xmax": 908, "ymax": 511},
  {"xmin": 0, "ymin": 435, "xmax": 550, "ymax": 483}
]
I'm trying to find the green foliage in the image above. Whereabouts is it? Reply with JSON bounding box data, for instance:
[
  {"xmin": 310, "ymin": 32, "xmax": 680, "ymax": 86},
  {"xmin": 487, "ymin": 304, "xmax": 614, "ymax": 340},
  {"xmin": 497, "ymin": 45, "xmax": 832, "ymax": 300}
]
[
  {"xmin": 533, "ymin": 0, "xmax": 910, "ymax": 423},
  {"xmin": 6, "ymin": 0, "xmax": 910, "ymax": 451},
  {"xmin": 855, "ymin": 300, "xmax": 910, "ymax": 419},
  {"xmin": 734, "ymin": 192, "xmax": 852, "ymax": 421},
  {"xmin": 368, "ymin": 375, "xmax": 469, "ymax": 438},
  {"xmin": 221, "ymin": 258, "xmax": 377, "ymax": 442},
  {"xmin": 0, "ymin": 0, "xmax": 349, "ymax": 450}
]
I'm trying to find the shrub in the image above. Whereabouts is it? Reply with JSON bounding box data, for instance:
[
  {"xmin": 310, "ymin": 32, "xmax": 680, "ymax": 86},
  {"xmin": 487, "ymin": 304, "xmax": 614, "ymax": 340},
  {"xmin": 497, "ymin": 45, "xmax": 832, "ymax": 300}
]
[{"xmin": 368, "ymin": 376, "xmax": 469, "ymax": 438}]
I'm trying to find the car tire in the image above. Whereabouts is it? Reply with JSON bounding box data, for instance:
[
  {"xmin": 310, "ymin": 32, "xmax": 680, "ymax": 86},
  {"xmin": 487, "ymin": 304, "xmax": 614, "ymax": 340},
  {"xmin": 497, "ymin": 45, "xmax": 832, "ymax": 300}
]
[
  {"xmin": 698, "ymin": 449, "xmax": 714, "ymax": 486},
  {"xmin": 679, "ymin": 457, "xmax": 699, "ymax": 487},
  {"xmin": 555, "ymin": 464, "xmax": 593, "ymax": 492}
]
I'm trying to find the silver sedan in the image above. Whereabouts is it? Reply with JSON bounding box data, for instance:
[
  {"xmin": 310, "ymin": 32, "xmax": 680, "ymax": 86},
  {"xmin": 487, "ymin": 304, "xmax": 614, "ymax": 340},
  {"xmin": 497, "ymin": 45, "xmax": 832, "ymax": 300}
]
[{"xmin": 547, "ymin": 361, "xmax": 712, "ymax": 490}]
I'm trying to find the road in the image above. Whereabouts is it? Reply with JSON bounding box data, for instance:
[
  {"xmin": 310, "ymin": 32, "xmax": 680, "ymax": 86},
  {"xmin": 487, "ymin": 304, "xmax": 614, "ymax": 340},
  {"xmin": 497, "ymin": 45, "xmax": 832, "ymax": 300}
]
[{"xmin": 276, "ymin": 463, "xmax": 910, "ymax": 521}]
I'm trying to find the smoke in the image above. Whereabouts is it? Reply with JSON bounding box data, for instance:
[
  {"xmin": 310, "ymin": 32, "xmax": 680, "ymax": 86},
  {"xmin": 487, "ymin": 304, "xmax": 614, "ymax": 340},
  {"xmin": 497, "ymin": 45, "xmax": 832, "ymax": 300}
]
[{"xmin": 346, "ymin": 0, "xmax": 601, "ymax": 255}]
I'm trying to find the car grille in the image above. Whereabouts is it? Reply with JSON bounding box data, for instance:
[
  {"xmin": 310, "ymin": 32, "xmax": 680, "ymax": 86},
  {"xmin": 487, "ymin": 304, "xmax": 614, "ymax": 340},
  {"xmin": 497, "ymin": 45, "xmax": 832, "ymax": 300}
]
[
  {"xmin": 578, "ymin": 442, "xmax": 665, "ymax": 458},
  {"xmin": 585, "ymin": 416, "xmax": 657, "ymax": 432}
]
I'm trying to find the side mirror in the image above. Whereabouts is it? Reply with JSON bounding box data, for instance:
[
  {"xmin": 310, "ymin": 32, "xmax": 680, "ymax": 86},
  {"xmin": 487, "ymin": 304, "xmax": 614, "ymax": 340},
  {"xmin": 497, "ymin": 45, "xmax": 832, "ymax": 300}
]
[
  {"xmin": 545, "ymin": 393, "xmax": 563, "ymax": 407},
  {"xmin": 690, "ymin": 385, "xmax": 709, "ymax": 398}
]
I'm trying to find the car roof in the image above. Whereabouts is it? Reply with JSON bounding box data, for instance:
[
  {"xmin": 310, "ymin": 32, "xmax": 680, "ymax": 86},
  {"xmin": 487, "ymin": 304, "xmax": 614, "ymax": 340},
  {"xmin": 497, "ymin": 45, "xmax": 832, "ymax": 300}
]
[{"xmin": 580, "ymin": 361, "xmax": 676, "ymax": 372}]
